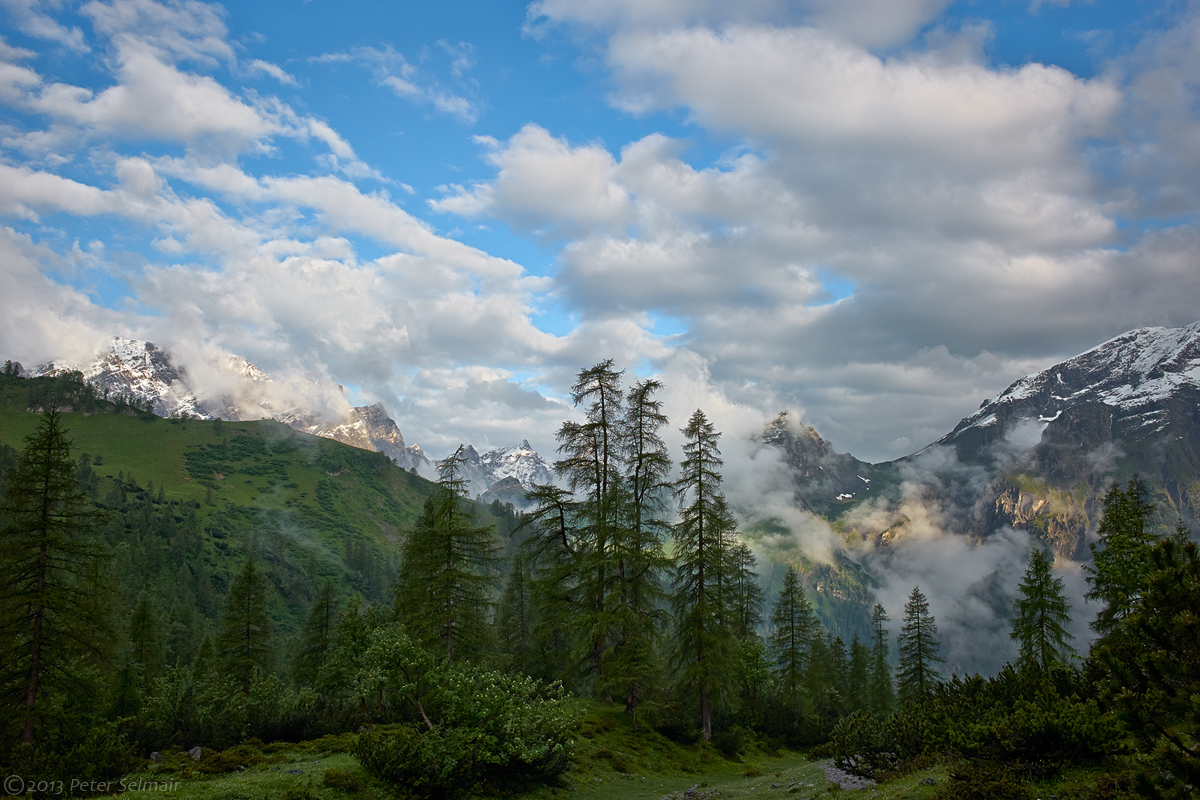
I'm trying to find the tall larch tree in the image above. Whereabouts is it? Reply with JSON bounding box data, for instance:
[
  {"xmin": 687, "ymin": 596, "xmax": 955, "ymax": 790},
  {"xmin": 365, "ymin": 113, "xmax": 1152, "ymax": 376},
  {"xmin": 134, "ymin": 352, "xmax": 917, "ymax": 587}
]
[
  {"xmin": 295, "ymin": 580, "xmax": 339, "ymax": 686},
  {"xmin": 555, "ymin": 360, "xmax": 625, "ymax": 686},
  {"xmin": 672, "ymin": 409, "xmax": 738, "ymax": 741},
  {"xmin": 0, "ymin": 410, "xmax": 110, "ymax": 743},
  {"xmin": 602, "ymin": 378, "xmax": 671, "ymax": 727},
  {"xmin": 1010, "ymin": 546, "xmax": 1075, "ymax": 672},
  {"xmin": 896, "ymin": 587, "xmax": 943, "ymax": 703}
]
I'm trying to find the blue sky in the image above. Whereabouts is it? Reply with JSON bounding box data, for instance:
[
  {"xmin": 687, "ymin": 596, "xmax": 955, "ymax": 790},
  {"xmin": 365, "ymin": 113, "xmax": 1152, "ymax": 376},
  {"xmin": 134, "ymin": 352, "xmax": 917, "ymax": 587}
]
[{"xmin": 1, "ymin": 0, "xmax": 1198, "ymax": 463}]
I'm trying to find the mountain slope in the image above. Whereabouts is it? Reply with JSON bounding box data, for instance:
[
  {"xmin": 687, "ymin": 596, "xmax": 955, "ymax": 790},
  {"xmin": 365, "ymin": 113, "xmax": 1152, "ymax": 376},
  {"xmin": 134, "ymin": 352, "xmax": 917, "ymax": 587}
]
[
  {"xmin": 820, "ymin": 320, "xmax": 1200, "ymax": 558},
  {"xmin": 33, "ymin": 337, "xmax": 433, "ymax": 472}
]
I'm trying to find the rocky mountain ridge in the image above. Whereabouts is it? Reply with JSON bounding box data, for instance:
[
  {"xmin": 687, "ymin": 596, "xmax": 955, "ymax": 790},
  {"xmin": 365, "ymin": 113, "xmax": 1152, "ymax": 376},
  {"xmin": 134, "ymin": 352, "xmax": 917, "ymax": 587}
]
[
  {"xmin": 31, "ymin": 338, "xmax": 552, "ymax": 494},
  {"xmin": 766, "ymin": 320, "xmax": 1200, "ymax": 558}
]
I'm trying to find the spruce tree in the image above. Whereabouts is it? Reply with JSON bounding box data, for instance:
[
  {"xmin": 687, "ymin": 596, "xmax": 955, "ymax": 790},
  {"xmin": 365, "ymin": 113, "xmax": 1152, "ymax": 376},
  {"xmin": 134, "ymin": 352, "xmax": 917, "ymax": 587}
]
[
  {"xmin": 868, "ymin": 603, "xmax": 894, "ymax": 715},
  {"xmin": 1010, "ymin": 546, "xmax": 1074, "ymax": 672},
  {"xmin": 769, "ymin": 566, "xmax": 817, "ymax": 722},
  {"xmin": 497, "ymin": 555, "xmax": 534, "ymax": 674},
  {"xmin": 846, "ymin": 633, "xmax": 870, "ymax": 715},
  {"xmin": 1094, "ymin": 537, "xmax": 1200, "ymax": 797},
  {"xmin": 1086, "ymin": 475, "xmax": 1157, "ymax": 636},
  {"xmin": 128, "ymin": 592, "xmax": 164, "ymax": 686},
  {"xmin": 0, "ymin": 409, "xmax": 110, "ymax": 743},
  {"xmin": 729, "ymin": 542, "xmax": 765, "ymax": 640},
  {"xmin": 218, "ymin": 554, "xmax": 273, "ymax": 694},
  {"xmin": 672, "ymin": 409, "xmax": 738, "ymax": 741},
  {"xmin": 395, "ymin": 447, "xmax": 497, "ymax": 661},
  {"xmin": 896, "ymin": 586, "xmax": 942, "ymax": 703},
  {"xmin": 295, "ymin": 580, "xmax": 339, "ymax": 686}
]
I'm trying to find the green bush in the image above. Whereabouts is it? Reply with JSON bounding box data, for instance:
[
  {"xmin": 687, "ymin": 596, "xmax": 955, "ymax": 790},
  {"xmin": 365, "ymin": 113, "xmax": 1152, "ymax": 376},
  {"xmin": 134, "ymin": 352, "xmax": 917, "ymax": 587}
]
[
  {"xmin": 322, "ymin": 767, "xmax": 366, "ymax": 793},
  {"xmin": 351, "ymin": 664, "xmax": 578, "ymax": 798}
]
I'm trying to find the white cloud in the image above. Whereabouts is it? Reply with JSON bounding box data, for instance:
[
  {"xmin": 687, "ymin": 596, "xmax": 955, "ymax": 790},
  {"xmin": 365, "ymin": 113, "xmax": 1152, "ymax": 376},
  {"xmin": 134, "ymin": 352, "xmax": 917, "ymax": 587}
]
[
  {"xmin": 311, "ymin": 44, "xmax": 478, "ymax": 123},
  {"xmin": 0, "ymin": 0, "xmax": 87, "ymax": 52},
  {"xmin": 246, "ymin": 58, "xmax": 298, "ymax": 86},
  {"xmin": 432, "ymin": 125, "xmax": 634, "ymax": 239}
]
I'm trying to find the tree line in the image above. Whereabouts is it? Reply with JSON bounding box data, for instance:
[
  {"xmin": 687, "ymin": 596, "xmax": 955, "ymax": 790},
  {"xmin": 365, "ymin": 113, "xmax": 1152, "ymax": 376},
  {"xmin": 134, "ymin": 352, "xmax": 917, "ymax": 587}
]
[{"xmin": 1, "ymin": 362, "xmax": 1198, "ymax": 798}]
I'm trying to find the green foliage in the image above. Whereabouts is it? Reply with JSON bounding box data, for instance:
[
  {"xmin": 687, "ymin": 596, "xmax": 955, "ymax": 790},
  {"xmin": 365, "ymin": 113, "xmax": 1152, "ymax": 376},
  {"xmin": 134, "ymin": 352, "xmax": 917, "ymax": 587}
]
[
  {"xmin": 769, "ymin": 566, "xmax": 818, "ymax": 722},
  {"xmin": 1095, "ymin": 537, "xmax": 1200, "ymax": 798},
  {"xmin": 395, "ymin": 447, "xmax": 497, "ymax": 662},
  {"xmin": 294, "ymin": 581, "xmax": 338, "ymax": 686},
  {"xmin": 352, "ymin": 664, "xmax": 578, "ymax": 798},
  {"xmin": 218, "ymin": 555, "xmax": 274, "ymax": 693},
  {"xmin": 0, "ymin": 409, "xmax": 111, "ymax": 744},
  {"xmin": 897, "ymin": 586, "xmax": 943, "ymax": 703},
  {"xmin": 868, "ymin": 603, "xmax": 895, "ymax": 716},
  {"xmin": 3, "ymin": 720, "xmax": 138, "ymax": 798},
  {"xmin": 321, "ymin": 767, "xmax": 365, "ymax": 793},
  {"xmin": 1087, "ymin": 475, "xmax": 1158, "ymax": 636},
  {"xmin": 672, "ymin": 409, "xmax": 739, "ymax": 742},
  {"xmin": 1010, "ymin": 546, "xmax": 1075, "ymax": 672}
]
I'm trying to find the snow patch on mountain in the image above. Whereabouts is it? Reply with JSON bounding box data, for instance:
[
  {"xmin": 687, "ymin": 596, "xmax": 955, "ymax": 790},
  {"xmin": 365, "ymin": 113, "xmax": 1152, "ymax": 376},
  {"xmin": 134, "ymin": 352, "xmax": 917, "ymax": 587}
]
[{"xmin": 948, "ymin": 320, "xmax": 1200, "ymax": 440}]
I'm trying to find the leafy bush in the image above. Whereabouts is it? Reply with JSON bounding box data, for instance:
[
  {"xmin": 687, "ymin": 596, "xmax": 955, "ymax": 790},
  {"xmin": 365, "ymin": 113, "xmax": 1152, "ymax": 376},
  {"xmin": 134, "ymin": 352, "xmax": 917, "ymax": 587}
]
[
  {"xmin": 932, "ymin": 761, "xmax": 1034, "ymax": 800},
  {"xmin": 352, "ymin": 661, "xmax": 578, "ymax": 798},
  {"xmin": 322, "ymin": 767, "xmax": 366, "ymax": 793}
]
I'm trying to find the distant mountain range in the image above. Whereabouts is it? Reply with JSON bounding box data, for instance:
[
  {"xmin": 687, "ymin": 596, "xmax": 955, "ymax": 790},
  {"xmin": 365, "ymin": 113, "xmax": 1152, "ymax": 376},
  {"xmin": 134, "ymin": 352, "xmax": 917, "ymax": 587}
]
[
  {"xmin": 755, "ymin": 320, "xmax": 1200, "ymax": 558},
  {"xmin": 30, "ymin": 338, "xmax": 553, "ymax": 500}
]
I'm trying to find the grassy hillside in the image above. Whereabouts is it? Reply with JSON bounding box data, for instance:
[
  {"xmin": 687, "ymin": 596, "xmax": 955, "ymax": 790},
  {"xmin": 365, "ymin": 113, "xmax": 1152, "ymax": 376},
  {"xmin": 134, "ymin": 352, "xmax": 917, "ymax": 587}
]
[{"xmin": 0, "ymin": 373, "xmax": 522, "ymax": 657}]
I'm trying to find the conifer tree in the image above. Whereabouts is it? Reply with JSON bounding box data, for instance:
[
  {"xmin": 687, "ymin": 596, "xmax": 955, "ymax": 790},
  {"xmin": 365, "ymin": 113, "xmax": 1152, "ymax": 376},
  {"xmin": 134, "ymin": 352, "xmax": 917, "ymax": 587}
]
[
  {"xmin": 218, "ymin": 554, "xmax": 273, "ymax": 694},
  {"xmin": 867, "ymin": 603, "xmax": 894, "ymax": 715},
  {"xmin": 769, "ymin": 566, "xmax": 817, "ymax": 722},
  {"xmin": 602, "ymin": 378, "xmax": 671, "ymax": 727},
  {"xmin": 1086, "ymin": 475, "xmax": 1157, "ymax": 636},
  {"xmin": 672, "ymin": 409, "xmax": 738, "ymax": 741},
  {"xmin": 1010, "ymin": 546, "xmax": 1074, "ymax": 672},
  {"xmin": 295, "ymin": 581, "xmax": 339, "ymax": 686},
  {"xmin": 555, "ymin": 361, "xmax": 625, "ymax": 683},
  {"xmin": 1094, "ymin": 537, "xmax": 1200, "ymax": 797},
  {"xmin": 1171, "ymin": 516, "xmax": 1192, "ymax": 546},
  {"xmin": 896, "ymin": 587, "xmax": 942, "ymax": 703},
  {"xmin": 0, "ymin": 409, "xmax": 110, "ymax": 743},
  {"xmin": 729, "ymin": 542, "xmax": 765, "ymax": 640},
  {"xmin": 846, "ymin": 633, "xmax": 870, "ymax": 715},
  {"xmin": 497, "ymin": 555, "xmax": 534, "ymax": 674},
  {"xmin": 396, "ymin": 447, "xmax": 497, "ymax": 662},
  {"xmin": 128, "ymin": 592, "xmax": 164, "ymax": 686},
  {"xmin": 519, "ymin": 484, "xmax": 580, "ymax": 684}
]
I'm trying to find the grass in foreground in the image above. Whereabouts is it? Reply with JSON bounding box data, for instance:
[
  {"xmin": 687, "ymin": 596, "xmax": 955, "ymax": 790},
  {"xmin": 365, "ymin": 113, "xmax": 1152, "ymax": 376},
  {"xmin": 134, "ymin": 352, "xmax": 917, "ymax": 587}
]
[{"xmin": 114, "ymin": 702, "xmax": 1128, "ymax": 800}]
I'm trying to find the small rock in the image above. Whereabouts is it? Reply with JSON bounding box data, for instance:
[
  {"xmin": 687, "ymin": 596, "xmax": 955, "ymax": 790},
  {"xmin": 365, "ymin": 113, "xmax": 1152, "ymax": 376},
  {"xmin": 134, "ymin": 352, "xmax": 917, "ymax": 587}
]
[
  {"xmin": 235, "ymin": 765, "xmax": 246, "ymax": 772},
  {"xmin": 188, "ymin": 746, "xmax": 202, "ymax": 760},
  {"xmin": 919, "ymin": 777, "xmax": 937, "ymax": 786},
  {"xmin": 149, "ymin": 752, "xmax": 161, "ymax": 762},
  {"xmin": 772, "ymin": 783, "xmax": 782, "ymax": 788},
  {"xmin": 286, "ymin": 769, "xmax": 304, "ymax": 775}
]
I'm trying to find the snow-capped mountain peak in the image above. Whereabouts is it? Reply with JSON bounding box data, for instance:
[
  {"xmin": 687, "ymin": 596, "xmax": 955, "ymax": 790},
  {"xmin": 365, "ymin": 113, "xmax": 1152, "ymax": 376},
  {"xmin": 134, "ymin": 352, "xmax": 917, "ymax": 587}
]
[{"xmin": 940, "ymin": 319, "xmax": 1200, "ymax": 454}]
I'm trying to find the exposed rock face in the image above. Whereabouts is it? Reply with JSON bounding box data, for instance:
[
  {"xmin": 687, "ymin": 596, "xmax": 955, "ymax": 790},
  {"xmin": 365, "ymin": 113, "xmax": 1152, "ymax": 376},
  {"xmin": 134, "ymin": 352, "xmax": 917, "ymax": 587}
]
[
  {"xmin": 757, "ymin": 412, "xmax": 881, "ymax": 514},
  {"xmin": 479, "ymin": 476, "xmax": 527, "ymax": 508},
  {"xmin": 35, "ymin": 338, "xmax": 206, "ymax": 418},
  {"xmin": 442, "ymin": 440, "xmax": 554, "ymax": 498},
  {"xmin": 987, "ymin": 484, "xmax": 1093, "ymax": 559}
]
